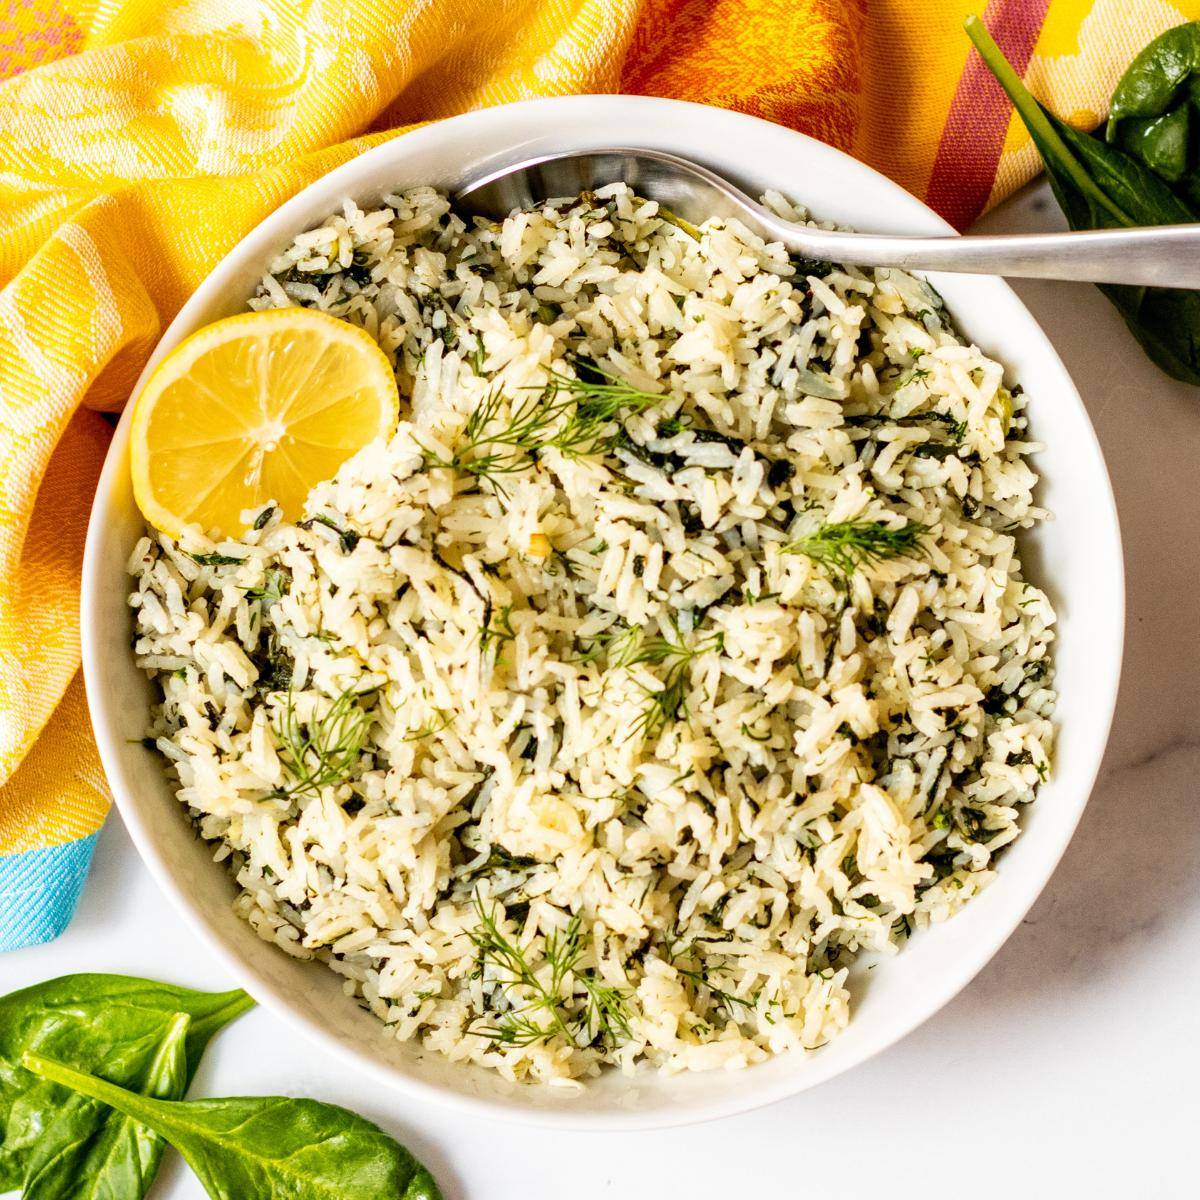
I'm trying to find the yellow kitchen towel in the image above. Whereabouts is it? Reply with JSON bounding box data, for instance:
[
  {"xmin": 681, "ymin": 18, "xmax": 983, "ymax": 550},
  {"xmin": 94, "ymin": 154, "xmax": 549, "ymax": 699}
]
[{"xmin": 0, "ymin": 0, "xmax": 1193, "ymax": 948}]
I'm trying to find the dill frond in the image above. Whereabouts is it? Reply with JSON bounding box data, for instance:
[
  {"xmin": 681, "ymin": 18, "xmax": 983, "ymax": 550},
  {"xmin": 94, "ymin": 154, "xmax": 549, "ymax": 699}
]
[
  {"xmin": 628, "ymin": 674, "xmax": 688, "ymax": 744},
  {"xmin": 472, "ymin": 1010, "xmax": 558, "ymax": 1049},
  {"xmin": 621, "ymin": 626, "xmax": 724, "ymax": 670},
  {"xmin": 780, "ymin": 519, "xmax": 927, "ymax": 581},
  {"xmin": 543, "ymin": 360, "xmax": 663, "ymax": 456},
  {"xmin": 274, "ymin": 687, "xmax": 372, "ymax": 797},
  {"xmin": 419, "ymin": 363, "xmax": 665, "ymax": 494},
  {"xmin": 419, "ymin": 384, "xmax": 563, "ymax": 495},
  {"xmin": 572, "ymin": 621, "xmax": 637, "ymax": 666},
  {"xmin": 402, "ymin": 708, "xmax": 454, "ymax": 742},
  {"xmin": 578, "ymin": 973, "xmax": 633, "ymax": 1047},
  {"xmin": 480, "ymin": 603, "xmax": 516, "ymax": 656},
  {"xmin": 621, "ymin": 623, "xmax": 724, "ymax": 743},
  {"xmin": 467, "ymin": 896, "xmax": 577, "ymax": 1047},
  {"xmin": 467, "ymin": 896, "xmax": 631, "ymax": 1049}
]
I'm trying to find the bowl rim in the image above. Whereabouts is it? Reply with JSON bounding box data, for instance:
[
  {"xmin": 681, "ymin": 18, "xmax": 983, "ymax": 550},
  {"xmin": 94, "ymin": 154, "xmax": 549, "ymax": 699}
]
[{"xmin": 80, "ymin": 92, "xmax": 1125, "ymax": 1130}]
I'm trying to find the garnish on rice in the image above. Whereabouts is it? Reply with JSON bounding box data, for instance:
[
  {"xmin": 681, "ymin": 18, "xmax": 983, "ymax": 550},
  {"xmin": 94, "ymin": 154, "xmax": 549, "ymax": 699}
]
[
  {"xmin": 467, "ymin": 896, "xmax": 631, "ymax": 1049},
  {"xmin": 780, "ymin": 519, "xmax": 929, "ymax": 582},
  {"xmin": 272, "ymin": 687, "xmax": 373, "ymax": 799},
  {"xmin": 418, "ymin": 358, "xmax": 663, "ymax": 496}
]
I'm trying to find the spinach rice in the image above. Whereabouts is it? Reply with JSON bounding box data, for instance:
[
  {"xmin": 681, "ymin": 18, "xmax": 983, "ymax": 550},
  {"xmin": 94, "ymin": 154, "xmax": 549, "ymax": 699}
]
[{"xmin": 128, "ymin": 184, "xmax": 1055, "ymax": 1083}]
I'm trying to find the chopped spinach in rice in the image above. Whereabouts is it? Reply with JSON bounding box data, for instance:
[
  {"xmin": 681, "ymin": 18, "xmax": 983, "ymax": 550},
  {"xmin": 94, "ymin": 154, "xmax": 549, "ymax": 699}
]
[{"xmin": 127, "ymin": 184, "xmax": 1055, "ymax": 1083}]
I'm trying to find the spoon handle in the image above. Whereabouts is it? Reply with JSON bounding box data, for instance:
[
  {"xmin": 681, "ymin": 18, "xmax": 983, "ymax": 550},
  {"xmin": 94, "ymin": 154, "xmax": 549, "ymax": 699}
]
[{"xmin": 764, "ymin": 219, "xmax": 1200, "ymax": 288}]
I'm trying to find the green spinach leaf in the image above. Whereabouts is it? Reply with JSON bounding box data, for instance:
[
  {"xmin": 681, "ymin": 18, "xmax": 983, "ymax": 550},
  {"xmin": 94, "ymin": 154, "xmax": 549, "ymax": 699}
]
[
  {"xmin": 966, "ymin": 16, "xmax": 1200, "ymax": 385},
  {"xmin": 1107, "ymin": 23, "xmax": 1200, "ymax": 197},
  {"xmin": 0, "ymin": 975, "xmax": 253, "ymax": 1194},
  {"xmin": 21, "ymin": 1053, "xmax": 442, "ymax": 1200},
  {"xmin": 23, "ymin": 1013, "xmax": 191, "ymax": 1200}
]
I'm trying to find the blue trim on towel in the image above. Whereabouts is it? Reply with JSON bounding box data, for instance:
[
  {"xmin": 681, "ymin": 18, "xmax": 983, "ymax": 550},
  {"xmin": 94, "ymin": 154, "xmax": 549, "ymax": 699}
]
[{"xmin": 0, "ymin": 833, "xmax": 100, "ymax": 951}]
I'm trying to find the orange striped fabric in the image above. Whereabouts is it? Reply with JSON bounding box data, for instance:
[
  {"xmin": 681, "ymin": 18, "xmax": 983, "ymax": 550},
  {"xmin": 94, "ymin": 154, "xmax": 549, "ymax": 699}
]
[{"xmin": 1, "ymin": 0, "xmax": 1196, "ymax": 946}]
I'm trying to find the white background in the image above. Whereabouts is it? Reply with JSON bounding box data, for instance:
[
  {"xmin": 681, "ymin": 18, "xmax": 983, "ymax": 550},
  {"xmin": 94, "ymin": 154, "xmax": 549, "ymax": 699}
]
[{"xmin": 5, "ymin": 180, "xmax": 1199, "ymax": 1198}]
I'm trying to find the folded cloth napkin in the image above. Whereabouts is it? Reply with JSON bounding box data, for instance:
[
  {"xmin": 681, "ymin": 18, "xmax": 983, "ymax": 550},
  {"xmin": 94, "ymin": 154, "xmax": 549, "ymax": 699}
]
[{"xmin": 0, "ymin": 0, "xmax": 1192, "ymax": 949}]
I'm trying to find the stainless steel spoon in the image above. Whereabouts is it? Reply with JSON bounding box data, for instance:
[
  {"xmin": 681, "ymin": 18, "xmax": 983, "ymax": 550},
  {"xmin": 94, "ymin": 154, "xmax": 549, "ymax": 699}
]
[{"xmin": 455, "ymin": 146, "xmax": 1200, "ymax": 288}]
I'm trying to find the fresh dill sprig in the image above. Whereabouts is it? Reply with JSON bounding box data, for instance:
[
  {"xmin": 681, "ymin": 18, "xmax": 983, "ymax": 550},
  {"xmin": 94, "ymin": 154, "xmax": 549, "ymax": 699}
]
[
  {"xmin": 480, "ymin": 603, "xmax": 516, "ymax": 657},
  {"xmin": 468, "ymin": 896, "xmax": 577, "ymax": 1048},
  {"xmin": 543, "ymin": 361, "xmax": 662, "ymax": 454},
  {"xmin": 467, "ymin": 896, "xmax": 631, "ymax": 1049},
  {"xmin": 622, "ymin": 624, "xmax": 725, "ymax": 743},
  {"xmin": 780, "ymin": 519, "xmax": 927, "ymax": 582},
  {"xmin": 572, "ymin": 621, "xmax": 637, "ymax": 666},
  {"xmin": 419, "ymin": 363, "xmax": 664, "ymax": 494},
  {"xmin": 578, "ymin": 972, "xmax": 633, "ymax": 1047},
  {"xmin": 274, "ymin": 687, "xmax": 372, "ymax": 797},
  {"xmin": 402, "ymin": 708, "xmax": 454, "ymax": 742},
  {"xmin": 668, "ymin": 940, "xmax": 761, "ymax": 1021},
  {"xmin": 420, "ymin": 385, "xmax": 555, "ymax": 492},
  {"xmin": 621, "ymin": 626, "xmax": 724, "ymax": 670}
]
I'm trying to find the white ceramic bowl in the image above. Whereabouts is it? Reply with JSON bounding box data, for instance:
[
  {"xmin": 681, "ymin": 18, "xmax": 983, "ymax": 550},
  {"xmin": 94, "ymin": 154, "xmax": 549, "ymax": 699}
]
[{"xmin": 81, "ymin": 94, "xmax": 1124, "ymax": 1129}]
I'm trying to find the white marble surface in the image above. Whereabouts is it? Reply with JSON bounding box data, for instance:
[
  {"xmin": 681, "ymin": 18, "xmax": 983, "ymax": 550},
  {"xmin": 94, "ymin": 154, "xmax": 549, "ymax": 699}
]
[{"xmin": 5, "ymin": 179, "xmax": 1199, "ymax": 1198}]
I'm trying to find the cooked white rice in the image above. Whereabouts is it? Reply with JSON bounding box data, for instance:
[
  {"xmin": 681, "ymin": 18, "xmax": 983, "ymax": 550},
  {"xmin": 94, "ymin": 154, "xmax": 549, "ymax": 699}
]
[{"xmin": 128, "ymin": 184, "xmax": 1055, "ymax": 1084}]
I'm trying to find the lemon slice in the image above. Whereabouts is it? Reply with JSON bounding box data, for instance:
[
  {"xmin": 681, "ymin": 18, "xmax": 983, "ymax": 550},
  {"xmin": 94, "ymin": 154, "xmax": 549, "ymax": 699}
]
[{"xmin": 130, "ymin": 308, "xmax": 399, "ymax": 538}]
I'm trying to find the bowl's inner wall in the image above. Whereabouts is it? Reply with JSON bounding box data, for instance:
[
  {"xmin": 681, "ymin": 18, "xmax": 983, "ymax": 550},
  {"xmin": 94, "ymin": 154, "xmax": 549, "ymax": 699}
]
[{"xmin": 84, "ymin": 96, "xmax": 1122, "ymax": 1125}]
